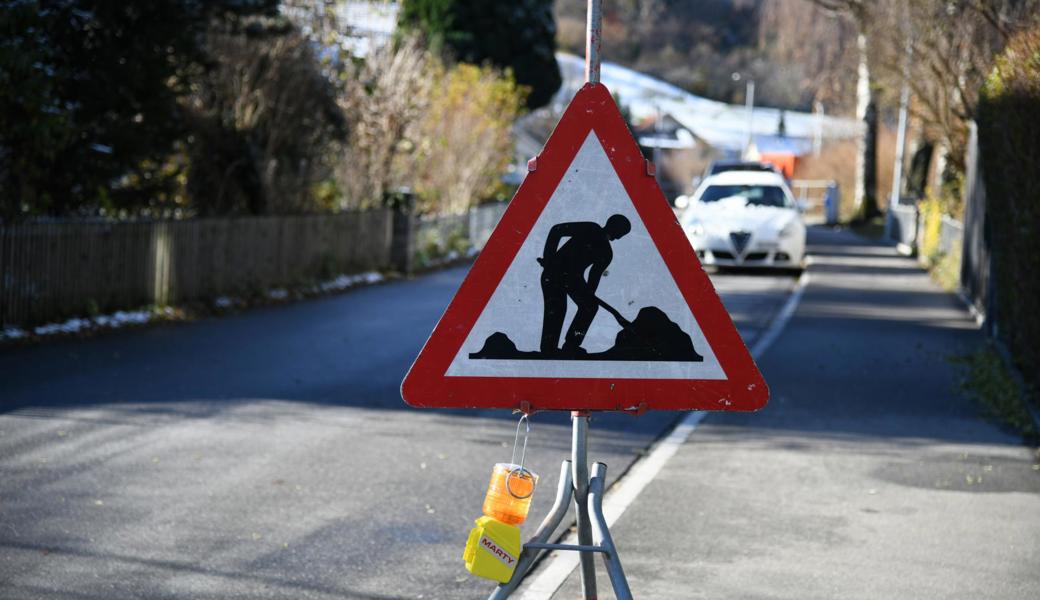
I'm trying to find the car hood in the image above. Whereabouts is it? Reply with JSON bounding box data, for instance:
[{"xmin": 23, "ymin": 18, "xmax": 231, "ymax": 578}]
[{"xmin": 687, "ymin": 199, "xmax": 797, "ymax": 234}]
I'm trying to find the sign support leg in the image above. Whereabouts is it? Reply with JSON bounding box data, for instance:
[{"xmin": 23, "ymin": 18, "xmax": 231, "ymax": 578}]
[
  {"xmin": 572, "ymin": 412, "xmax": 598, "ymax": 599},
  {"xmin": 488, "ymin": 461, "xmax": 574, "ymax": 599},
  {"xmin": 488, "ymin": 415, "xmax": 633, "ymax": 599},
  {"xmin": 589, "ymin": 462, "xmax": 632, "ymax": 598}
]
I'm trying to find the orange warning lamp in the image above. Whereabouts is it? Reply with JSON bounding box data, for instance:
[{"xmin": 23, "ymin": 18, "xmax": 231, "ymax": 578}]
[
  {"xmin": 463, "ymin": 416, "xmax": 539, "ymax": 582},
  {"xmin": 483, "ymin": 462, "xmax": 539, "ymax": 525}
]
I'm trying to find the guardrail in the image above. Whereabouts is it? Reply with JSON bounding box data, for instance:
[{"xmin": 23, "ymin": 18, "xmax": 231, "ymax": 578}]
[
  {"xmin": 888, "ymin": 203, "xmax": 919, "ymax": 253},
  {"xmin": 790, "ymin": 179, "xmax": 839, "ymax": 224},
  {"xmin": 938, "ymin": 215, "xmax": 963, "ymax": 257}
]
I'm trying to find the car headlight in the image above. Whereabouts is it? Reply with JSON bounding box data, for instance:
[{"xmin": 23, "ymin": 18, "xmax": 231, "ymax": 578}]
[{"xmin": 686, "ymin": 221, "xmax": 705, "ymax": 237}]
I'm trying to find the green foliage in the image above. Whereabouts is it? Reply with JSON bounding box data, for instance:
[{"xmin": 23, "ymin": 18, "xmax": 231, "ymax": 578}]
[
  {"xmin": 930, "ymin": 245, "xmax": 962, "ymax": 292},
  {"xmin": 413, "ymin": 219, "xmax": 469, "ymax": 268},
  {"xmin": 0, "ymin": 0, "xmax": 278, "ymax": 221},
  {"xmin": 977, "ymin": 26, "xmax": 1040, "ymax": 396},
  {"xmin": 917, "ymin": 194, "xmax": 945, "ymax": 264},
  {"xmin": 918, "ymin": 185, "xmax": 963, "ymax": 292},
  {"xmin": 398, "ymin": 0, "xmax": 561, "ymax": 109},
  {"xmin": 953, "ymin": 346, "xmax": 1037, "ymax": 442}
]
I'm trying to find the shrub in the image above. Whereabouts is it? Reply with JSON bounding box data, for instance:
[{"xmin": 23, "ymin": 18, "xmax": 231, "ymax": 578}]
[
  {"xmin": 337, "ymin": 35, "xmax": 437, "ymax": 210},
  {"xmin": 337, "ymin": 36, "xmax": 524, "ymax": 214},
  {"xmin": 412, "ymin": 63, "xmax": 525, "ymax": 215},
  {"xmin": 977, "ymin": 26, "xmax": 1040, "ymax": 398},
  {"xmin": 918, "ymin": 193, "xmax": 944, "ymax": 264}
]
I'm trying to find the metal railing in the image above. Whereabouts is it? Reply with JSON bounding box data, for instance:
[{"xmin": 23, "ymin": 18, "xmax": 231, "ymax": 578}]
[
  {"xmin": 939, "ymin": 215, "xmax": 963, "ymax": 257},
  {"xmin": 888, "ymin": 203, "xmax": 918, "ymax": 251},
  {"xmin": 790, "ymin": 179, "xmax": 839, "ymax": 224}
]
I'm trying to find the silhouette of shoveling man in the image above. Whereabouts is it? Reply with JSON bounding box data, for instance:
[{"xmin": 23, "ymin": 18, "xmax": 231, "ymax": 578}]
[
  {"xmin": 469, "ymin": 214, "xmax": 703, "ymax": 362},
  {"xmin": 538, "ymin": 215, "xmax": 631, "ymax": 356}
]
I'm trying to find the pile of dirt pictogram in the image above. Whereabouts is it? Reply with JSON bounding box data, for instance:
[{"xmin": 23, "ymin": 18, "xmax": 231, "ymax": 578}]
[
  {"xmin": 599, "ymin": 306, "xmax": 702, "ymax": 361},
  {"xmin": 469, "ymin": 306, "xmax": 702, "ymax": 362}
]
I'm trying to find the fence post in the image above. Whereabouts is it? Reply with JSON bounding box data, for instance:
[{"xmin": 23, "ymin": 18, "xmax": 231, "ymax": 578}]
[
  {"xmin": 388, "ymin": 189, "xmax": 416, "ymax": 275},
  {"xmin": 824, "ymin": 183, "xmax": 840, "ymax": 225}
]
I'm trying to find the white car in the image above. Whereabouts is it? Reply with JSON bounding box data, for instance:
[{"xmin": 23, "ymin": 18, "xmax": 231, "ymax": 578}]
[{"xmin": 678, "ymin": 171, "xmax": 806, "ymax": 270}]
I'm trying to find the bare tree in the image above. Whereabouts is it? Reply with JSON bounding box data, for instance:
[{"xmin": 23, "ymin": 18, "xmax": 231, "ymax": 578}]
[
  {"xmin": 758, "ymin": 0, "xmax": 859, "ymax": 115},
  {"xmin": 335, "ymin": 33, "xmax": 522, "ymax": 214},
  {"xmin": 805, "ymin": 0, "xmax": 879, "ymax": 220},
  {"xmin": 185, "ymin": 22, "xmax": 344, "ymax": 215},
  {"xmin": 873, "ymin": 0, "xmax": 1039, "ymax": 190},
  {"xmin": 337, "ymin": 35, "xmax": 437, "ymax": 209}
]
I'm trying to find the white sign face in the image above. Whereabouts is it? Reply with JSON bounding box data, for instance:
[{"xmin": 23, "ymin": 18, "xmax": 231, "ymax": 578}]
[{"xmin": 446, "ymin": 133, "xmax": 725, "ymax": 380}]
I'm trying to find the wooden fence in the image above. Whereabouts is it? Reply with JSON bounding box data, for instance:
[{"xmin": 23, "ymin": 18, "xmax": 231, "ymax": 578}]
[
  {"xmin": 0, "ymin": 202, "xmax": 511, "ymax": 328},
  {"xmin": 0, "ymin": 211, "xmax": 392, "ymax": 327}
]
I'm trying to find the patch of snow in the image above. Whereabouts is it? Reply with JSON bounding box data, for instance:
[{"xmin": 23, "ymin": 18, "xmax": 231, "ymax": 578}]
[
  {"xmin": 554, "ymin": 53, "xmax": 863, "ymax": 153},
  {"xmin": 3, "ymin": 271, "xmax": 387, "ymax": 344},
  {"xmin": 111, "ymin": 311, "xmax": 150, "ymax": 325},
  {"xmin": 34, "ymin": 317, "xmax": 92, "ymax": 335},
  {"xmin": 318, "ymin": 271, "xmax": 383, "ymax": 292},
  {"xmin": 319, "ymin": 274, "xmax": 353, "ymax": 292},
  {"xmin": 2, "ymin": 327, "xmax": 27, "ymax": 340}
]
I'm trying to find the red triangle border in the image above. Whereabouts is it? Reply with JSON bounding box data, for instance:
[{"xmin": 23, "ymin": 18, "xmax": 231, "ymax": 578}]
[{"xmin": 402, "ymin": 83, "xmax": 768, "ymax": 412}]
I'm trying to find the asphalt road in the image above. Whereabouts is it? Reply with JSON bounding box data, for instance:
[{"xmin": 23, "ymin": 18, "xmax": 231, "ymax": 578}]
[
  {"xmin": 0, "ymin": 263, "xmax": 795, "ymax": 599},
  {"xmin": 547, "ymin": 227, "xmax": 1040, "ymax": 599}
]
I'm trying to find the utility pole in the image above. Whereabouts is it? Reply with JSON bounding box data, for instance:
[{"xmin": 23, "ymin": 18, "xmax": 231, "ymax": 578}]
[
  {"xmin": 813, "ymin": 100, "xmax": 824, "ymax": 157},
  {"xmin": 884, "ymin": 25, "xmax": 913, "ymax": 239},
  {"xmin": 743, "ymin": 80, "xmax": 755, "ymax": 158}
]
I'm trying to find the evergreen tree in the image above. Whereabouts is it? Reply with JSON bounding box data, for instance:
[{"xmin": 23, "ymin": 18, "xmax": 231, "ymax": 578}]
[
  {"xmin": 398, "ymin": 0, "xmax": 561, "ymax": 110},
  {"xmin": 0, "ymin": 0, "xmax": 278, "ymax": 219}
]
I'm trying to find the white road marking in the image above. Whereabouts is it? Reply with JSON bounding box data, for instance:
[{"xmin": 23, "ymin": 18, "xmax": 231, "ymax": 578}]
[{"xmin": 517, "ymin": 266, "xmax": 811, "ymax": 599}]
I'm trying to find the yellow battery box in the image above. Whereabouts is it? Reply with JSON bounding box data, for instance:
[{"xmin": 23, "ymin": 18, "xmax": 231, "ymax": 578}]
[{"xmin": 462, "ymin": 515, "xmax": 522, "ymax": 583}]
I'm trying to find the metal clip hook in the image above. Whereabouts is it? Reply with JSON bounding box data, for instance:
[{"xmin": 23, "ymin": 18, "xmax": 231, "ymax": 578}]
[{"xmin": 507, "ymin": 414, "xmax": 535, "ymax": 499}]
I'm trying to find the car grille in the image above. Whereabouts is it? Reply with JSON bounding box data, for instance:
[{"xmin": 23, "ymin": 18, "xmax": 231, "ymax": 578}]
[
  {"xmin": 729, "ymin": 231, "xmax": 752, "ymax": 255},
  {"xmin": 712, "ymin": 251, "xmax": 734, "ymax": 260},
  {"xmin": 745, "ymin": 252, "xmax": 768, "ymax": 261}
]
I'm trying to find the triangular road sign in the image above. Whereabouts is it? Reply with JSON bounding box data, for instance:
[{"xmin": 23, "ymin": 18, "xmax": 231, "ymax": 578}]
[{"xmin": 402, "ymin": 83, "xmax": 767, "ymax": 412}]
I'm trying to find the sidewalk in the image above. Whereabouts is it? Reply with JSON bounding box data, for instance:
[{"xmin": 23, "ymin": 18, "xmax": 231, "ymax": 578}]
[{"xmin": 549, "ymin": 227, "xmax": 1040, "ymax": 599}]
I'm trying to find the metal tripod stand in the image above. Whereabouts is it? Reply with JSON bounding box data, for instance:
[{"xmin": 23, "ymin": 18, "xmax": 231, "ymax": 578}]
[{"xmin": 488, "ymin": 412, "xmax": 632, "ymax": 600}]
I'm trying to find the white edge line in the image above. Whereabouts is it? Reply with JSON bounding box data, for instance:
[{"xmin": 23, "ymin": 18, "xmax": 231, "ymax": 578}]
[{"xmin": 518, "ymin": 267, "xmax": 811, "ymax": 599}]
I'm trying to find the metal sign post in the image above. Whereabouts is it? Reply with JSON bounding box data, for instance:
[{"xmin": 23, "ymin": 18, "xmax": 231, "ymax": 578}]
[
  {"xmin": 490, "ymin": 5, "xmax": 632, "ymax": 597},
  {"xmin": 585, "ymin": 0, "xmax": 601, "ymax": 85}
]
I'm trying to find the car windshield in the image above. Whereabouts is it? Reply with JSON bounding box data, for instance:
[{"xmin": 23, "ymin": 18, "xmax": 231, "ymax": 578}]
[{"xmin": 698, "ymin": 184, "xmax": 790, "ymax": 208}]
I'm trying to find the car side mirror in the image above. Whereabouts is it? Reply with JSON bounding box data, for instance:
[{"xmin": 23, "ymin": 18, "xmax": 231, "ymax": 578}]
[{"xmin": 796, "ymin": 200, "xmax": 810, "ymax": 213}]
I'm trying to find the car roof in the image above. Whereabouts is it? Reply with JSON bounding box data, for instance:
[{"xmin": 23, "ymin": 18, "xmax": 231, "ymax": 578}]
[
  {"xmin": 701, "ymin": 170, "xmax": 790, "ymax": 186},
  {"xmin": 709, "ymin": 160, "xmax": 776, "ymax": 171}
]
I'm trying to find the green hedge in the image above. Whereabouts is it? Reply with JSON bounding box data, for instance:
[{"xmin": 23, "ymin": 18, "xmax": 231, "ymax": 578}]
[{"xmin": 977, "ymin": 27, "xmax": 1040, "ymax": 398}]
